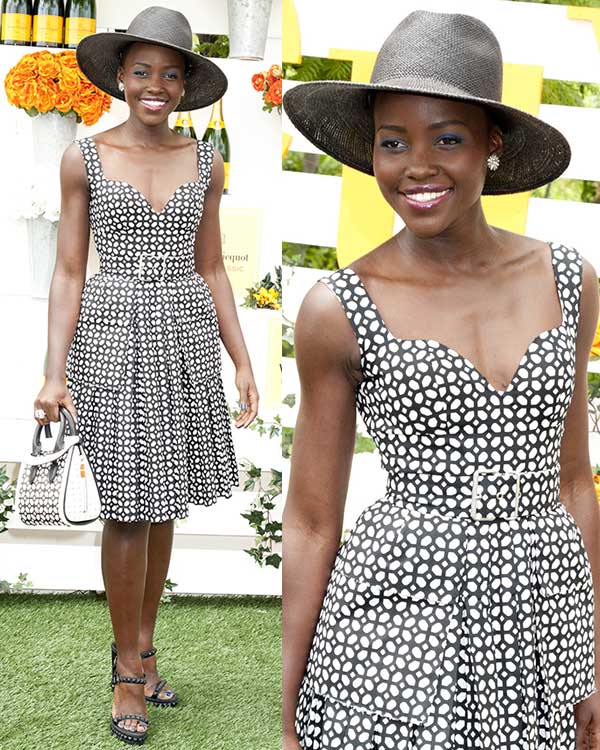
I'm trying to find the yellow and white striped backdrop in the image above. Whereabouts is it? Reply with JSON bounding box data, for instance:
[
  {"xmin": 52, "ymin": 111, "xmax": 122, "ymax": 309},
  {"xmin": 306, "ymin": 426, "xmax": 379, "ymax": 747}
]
[{"xmin": 281, "ymin": 0, "xmax": 600, "ymax": 529}]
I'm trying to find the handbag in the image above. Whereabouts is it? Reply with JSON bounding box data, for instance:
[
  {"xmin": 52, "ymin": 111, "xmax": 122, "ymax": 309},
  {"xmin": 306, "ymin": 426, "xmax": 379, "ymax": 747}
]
[{"xmin": 15, "ymin": 405, "xmax": 101, "ymax": 526}]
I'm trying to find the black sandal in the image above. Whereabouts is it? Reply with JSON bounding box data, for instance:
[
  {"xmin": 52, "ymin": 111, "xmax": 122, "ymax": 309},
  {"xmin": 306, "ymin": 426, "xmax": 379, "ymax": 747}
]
[
  {"xmin": 112, "ymin": 641, "xmax": 179, "ymax": 707},
  {"xmin": 110, "ymin": 649, "xmax": 150, "ymax": 744}
]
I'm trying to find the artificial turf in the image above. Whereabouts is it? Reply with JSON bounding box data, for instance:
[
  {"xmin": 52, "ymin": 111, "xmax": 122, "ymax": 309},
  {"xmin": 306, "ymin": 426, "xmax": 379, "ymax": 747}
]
[{"xmin": 0, "ymin": 593, "xmax": 281, "ymax": 750}]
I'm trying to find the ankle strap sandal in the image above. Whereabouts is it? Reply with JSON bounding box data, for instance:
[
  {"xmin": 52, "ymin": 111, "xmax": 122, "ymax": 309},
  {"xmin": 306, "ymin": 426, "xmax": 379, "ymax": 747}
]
[
  {"xmin": 110, "ymin": 670, "xmax": 150, "ymax": 745},
  {"xmin": 112, "ymin": 641, "xmax": 179, "ymax": 707}
]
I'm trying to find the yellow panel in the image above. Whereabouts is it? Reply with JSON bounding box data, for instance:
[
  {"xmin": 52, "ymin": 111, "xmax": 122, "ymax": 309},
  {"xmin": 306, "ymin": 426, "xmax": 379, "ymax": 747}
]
[
  {"xmin": 282, "ymin": 131, "xmax": 292, "ymax": 160},
  {"xmin": 282, "ymin": 0, "xmax": 302, "ymax": 64},
  {"xmin": 265, "ymin": 315, "xmax": 282, "ymax": 408},
  {"xmin": 482, "ymin": 63, "xmax": 544, "ymax": 235},
  {"xmin": 329, "ymin": 48, "xmax": 395, "ymax": 266},
  {"xmin": 567, "ymin": 6, "xmax": 600, "ymax": 50}
]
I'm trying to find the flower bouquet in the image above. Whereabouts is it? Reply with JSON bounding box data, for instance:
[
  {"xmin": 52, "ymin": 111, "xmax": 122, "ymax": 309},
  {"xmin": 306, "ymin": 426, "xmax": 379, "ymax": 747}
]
[
  {"xmin": 5, "ymin": 48, "xmax": 111, "ymax": 124},
  {"xmin": 251, "ymin": 63, "xmax": 282, "ymax": 114}
]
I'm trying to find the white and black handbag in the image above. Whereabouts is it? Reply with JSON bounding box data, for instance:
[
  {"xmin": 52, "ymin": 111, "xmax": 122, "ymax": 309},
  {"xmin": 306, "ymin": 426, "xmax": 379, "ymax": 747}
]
[{"xmin": 15, "ymin": 405, "xmax": 101, "ymax": 526}]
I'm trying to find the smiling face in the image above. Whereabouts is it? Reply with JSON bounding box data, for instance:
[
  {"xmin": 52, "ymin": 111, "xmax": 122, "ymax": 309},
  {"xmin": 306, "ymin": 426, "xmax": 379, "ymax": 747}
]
[
  {"xmin": 117, "ymin": 41, "xmax": 187, "ymax": 121},
  {"xmin": 372, "ymin": 92, "xmax": 503, "ymax": 238}
]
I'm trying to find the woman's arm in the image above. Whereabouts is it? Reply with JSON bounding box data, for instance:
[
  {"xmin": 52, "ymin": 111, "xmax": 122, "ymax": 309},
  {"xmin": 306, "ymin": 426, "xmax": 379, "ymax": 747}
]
[
  {"xmin": 34, "ymin": 142, "xmax": 90, "ymax": 424},
  {"xmin": 282, "ymin": 280, "xmax": 360, "ymax": 748},
  {"xmin": 193, "ymin": 146, "xmax": 257, "ymax": 427},
  {"xmin": 558, "ymin": 256, "xmax": 600, "ymax": 721}
]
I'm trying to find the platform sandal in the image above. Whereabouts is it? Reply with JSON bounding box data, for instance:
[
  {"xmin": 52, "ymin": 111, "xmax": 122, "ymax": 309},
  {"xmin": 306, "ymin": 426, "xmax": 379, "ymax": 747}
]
[
  {"xmin": 110, "ymin": 649, "xmax": 150, "ymax": 744},
  {"xmin": 112, "ymin": 641, "xmax": 179, "ymax": 707}
]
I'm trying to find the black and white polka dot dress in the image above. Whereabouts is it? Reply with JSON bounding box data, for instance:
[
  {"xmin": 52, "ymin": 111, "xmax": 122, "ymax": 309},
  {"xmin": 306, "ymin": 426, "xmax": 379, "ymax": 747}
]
[
  {"xmin": 296, "ymin": 242, "xmax": 596, "ymax": 749},
  {"xmin": 64, "ymin": 136, "xmax": 239, "ymax": 523}
]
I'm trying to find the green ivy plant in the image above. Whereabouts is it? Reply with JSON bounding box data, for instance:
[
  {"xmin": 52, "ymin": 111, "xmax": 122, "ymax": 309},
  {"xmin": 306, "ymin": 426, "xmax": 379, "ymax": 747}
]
[
  {"xmin": 0, "ymin": 572, "xmax": 33, "ymax": 594},
  {"xmin": 240, "ymin": 463, "xmax": 282, "ymax": 569},
  {"xmin": 160, "ymin": 578, "xmax": 179, "ymax": 604},
  {"xmin": 0, "ymin": 464, "xmax": 16, "ymax": 534},
  {"xmin": 226, "ymin": 402, "xmax": 283, "ymax": 567}
]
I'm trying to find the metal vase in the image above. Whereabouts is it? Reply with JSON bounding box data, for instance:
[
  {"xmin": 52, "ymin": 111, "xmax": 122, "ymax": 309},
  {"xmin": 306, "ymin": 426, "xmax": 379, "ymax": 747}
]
[
  {"xmin": 227, "ymin": 0, "xmax": 273, "ymax": 60},
  {"xmin": 27, "ymin": 216, "xmax": 59, "ymax": 299},
  {"xmin": 29, "ymin": 110, "xmax": 78, "ymax": 297}
]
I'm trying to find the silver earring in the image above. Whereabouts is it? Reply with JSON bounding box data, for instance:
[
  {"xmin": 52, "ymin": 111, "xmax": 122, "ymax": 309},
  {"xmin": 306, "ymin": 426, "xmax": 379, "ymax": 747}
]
[
  {"xmin": 181, "ymin": 89, "xmax": 186, "ymax": 97},
  {"xmin": 118, "ymin": 80, "xmax": 125, "ymax": 92},
  {"xmin": 487, "ymin": 153, "xmax": 500, "ymax": 172}
]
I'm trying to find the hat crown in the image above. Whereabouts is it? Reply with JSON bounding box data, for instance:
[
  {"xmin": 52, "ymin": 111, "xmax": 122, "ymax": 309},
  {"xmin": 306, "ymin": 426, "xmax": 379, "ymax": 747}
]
[
  {"xmin": 126, "ymin": 5, "xmax": 193, "ymax": 52},
  {"xmin": 371, "ymin": 10, "xmax": 503, "ymax": 102}
]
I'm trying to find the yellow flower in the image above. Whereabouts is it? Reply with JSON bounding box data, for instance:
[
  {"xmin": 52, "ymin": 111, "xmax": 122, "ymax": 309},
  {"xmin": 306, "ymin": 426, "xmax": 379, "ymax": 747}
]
[
  {"xmin": 594, "ymin": 473, "xmax": 600, "ymax": 502},
  {"xmin": 591, "ymin": 313, "xmax": 600, "ymax": 359}
]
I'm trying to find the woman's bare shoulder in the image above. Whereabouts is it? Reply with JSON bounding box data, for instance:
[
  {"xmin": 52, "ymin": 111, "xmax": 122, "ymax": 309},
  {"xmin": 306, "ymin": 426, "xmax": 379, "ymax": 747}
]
[{"xmin": 295, "ymin": 275, "xmax": 363, "ymax": 385}]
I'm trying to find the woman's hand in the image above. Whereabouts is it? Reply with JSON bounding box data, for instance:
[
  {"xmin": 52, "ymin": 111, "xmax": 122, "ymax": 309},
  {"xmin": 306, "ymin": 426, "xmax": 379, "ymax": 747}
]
[
  {"xmin": 234, "ymin": 362, "xmax": 259, "ymax": 428},
  {"xmin": 34, "ymin": 377, "xmax": 78, "ymax": 425},
  {"xmin": 575, "ymin": 690, "xmax": 600, "ymax": 748}
]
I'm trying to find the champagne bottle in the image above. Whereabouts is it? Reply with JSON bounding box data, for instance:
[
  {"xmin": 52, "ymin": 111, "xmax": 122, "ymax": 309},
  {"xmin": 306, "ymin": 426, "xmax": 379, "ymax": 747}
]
[
  {"xmin": 1, "ymin": 0, "xmax": 33, "ymax": 45},
  {"xmin": 202, "ymin": 98, "xmax": 230, "ymax": 194},
  {"xmin": 173, "ymin": 111, "xmax": 197, "ymax": 139},
  {"xmin": 64, "ymin": 0, "xmax": 94, "ymax": 48},
  {"xmin": 32, "ymin": 0, "xmax": 64, "ymax": 47}
]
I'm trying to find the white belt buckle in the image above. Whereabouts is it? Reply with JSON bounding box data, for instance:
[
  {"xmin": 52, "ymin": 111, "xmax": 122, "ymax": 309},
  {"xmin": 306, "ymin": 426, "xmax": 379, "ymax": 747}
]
[
  {"xmin": 136, "ymin": 252, "xmax": 168, "ymax": 280},
  {"xmin": 470, "ymin": 468, "xmax": 521, "ymax": 521}
]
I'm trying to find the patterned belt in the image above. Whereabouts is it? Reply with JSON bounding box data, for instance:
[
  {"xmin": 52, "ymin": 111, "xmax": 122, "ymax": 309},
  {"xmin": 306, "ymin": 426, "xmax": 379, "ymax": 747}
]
[
  {"xmin": 98, "ymin": 251, "xmax": 195, "ymax": 281},
  {"xmin": 385, "ymin": 465, "xmax": 562, "ymax": 521}
]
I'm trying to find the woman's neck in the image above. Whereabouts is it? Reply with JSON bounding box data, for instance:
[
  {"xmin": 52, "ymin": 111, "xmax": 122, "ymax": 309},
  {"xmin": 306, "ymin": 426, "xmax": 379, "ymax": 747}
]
[{"xmin": 398, "ymin": 202, "xmax": 505, "ymax": 273}]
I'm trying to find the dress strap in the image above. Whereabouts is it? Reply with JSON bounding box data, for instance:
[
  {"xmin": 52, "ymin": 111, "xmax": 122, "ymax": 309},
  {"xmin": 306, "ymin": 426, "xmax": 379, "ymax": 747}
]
[
  {"xmin": 197, "ymin": 140, "xmax": 215, "ymax": 188},
  {"xmin": 548, "ymin": 241, "xmax": 583, "ymax": 337},
  {"xmin": 318, "ymin": 267, "xmax": 385, "ymax": 378},
  {"xmin": 73, "ymin": 136, "xmax": 102, "ymax": 192}
]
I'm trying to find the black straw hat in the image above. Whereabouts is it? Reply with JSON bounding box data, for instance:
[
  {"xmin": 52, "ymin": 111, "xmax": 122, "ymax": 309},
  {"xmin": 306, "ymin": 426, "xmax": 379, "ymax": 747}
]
[
  {"xmin": 283, "ymin": 10, "xmax": 571, "ymax": 195},
  {"xmin": 76, "ymin": 5, "xmax": 227, "ymax": 111}
]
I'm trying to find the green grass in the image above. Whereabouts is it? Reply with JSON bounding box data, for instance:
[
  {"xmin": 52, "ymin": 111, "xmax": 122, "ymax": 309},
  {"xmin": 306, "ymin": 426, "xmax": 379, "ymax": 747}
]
[{"xmin": 0, "ymin": 593, "xmax": 281, "ymax": 750}]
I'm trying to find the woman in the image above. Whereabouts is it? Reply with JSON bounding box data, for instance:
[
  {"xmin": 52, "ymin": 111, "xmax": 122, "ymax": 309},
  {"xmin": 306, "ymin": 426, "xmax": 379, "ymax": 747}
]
[
  {"xmin": 283, "ymin": 10, "xmax": 599, "ymax": 750},
  {"xmin": 32, "ymin": 6, "xmax": 258, "ymax": 745}
]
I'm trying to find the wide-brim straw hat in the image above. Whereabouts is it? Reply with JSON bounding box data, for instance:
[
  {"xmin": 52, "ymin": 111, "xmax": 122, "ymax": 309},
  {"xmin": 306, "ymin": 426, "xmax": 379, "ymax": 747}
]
[
  {"xmin": 76, "ymin": 5, "xmax": 227, "ymax": 111},
  {"xmin": 283, "ymin": 10, "xmax": 571, "ymax": 195}
]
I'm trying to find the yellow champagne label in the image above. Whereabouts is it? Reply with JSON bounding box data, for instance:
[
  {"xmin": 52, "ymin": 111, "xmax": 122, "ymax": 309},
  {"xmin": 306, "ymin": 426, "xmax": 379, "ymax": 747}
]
[
  {"xmin": 33, "ymin": 14, "xmax": 63, "ymax": 43},
  {"xmin": 65, "ymin": 16, "xmax": 95, "ymax": 45},
  {"xmin": 1, "ymin": 13, "xmax": 31, "ymax": 41},
  {"xmin": 208, "ymin": 119, "xmax": 225, "ymax": 128},
  {"xmin": 223, "ymin": 161, "xmax": 230, "ymax": 190}
]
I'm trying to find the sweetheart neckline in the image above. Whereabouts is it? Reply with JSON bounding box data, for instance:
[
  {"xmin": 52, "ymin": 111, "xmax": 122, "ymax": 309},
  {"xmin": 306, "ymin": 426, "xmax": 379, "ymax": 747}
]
[
  {"xmin": 101, "ymin": 177, "xmax": 200, "ymax": 216},
  {"xmin": 340, "ymin": 241, "xmax": 567, "ymax": 397},
  {"xmin": 87, "ymin": 136, "xmax": 202, "ymax": 215}
]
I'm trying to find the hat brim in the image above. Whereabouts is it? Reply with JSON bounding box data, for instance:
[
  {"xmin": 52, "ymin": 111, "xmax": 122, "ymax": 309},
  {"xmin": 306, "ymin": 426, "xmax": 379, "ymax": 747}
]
[
  {"xmin": 76, "ymin": 32, "xmax": 227, "ymax": 111},
  {"xmin": 283, "ymin": 79, "xmax": 571, "ymax": 195}
]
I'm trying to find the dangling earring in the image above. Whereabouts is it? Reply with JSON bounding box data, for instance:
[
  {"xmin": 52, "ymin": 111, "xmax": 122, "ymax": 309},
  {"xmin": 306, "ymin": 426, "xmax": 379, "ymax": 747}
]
[
  {"xmin": 487, "ymin": 153, "xmax": 500, "ymax": 172},
  {"xmin": 181, "ymin": 88, "xmax": 186, "ymax": 98},
  {"xmin": 117, "ymin": 80, "xmax": 125, "ymax": 93}
]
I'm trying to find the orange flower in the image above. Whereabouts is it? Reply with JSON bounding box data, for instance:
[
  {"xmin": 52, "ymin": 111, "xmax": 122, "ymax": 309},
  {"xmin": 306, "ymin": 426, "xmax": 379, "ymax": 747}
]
[
  {"xmin": 55, "ymin": 89, "xmax": 74, "ymax": 112},
  {"xmin": 4, "ymin": 48, "xmax": 111, "ymax": 125},
  {"xmin": 38, "ymin": 52, "xmax": 61, "ymax": 79},
  {"xmin": 59, "ymin": 66, "xmax": 80, "ymax": 92},
  {"xmin": 252, "ymin": 72, "xmax": 265, "ymax": 91},
  {"xmin": 269, "ymin": 79, "xmax": 282, "ymax": 106},
  {"xmin": 267, "ymin": 63, "xmax": 282, "ymax": 80}
]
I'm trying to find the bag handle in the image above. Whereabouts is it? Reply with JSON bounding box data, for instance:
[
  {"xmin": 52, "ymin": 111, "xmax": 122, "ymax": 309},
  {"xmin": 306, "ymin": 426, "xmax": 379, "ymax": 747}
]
[
  {"xmin": 29, "ymin": 406, "xmax": 79, "ymax": 484},
  {"xmin": 32, "ymin": 405, "xmax": 79, "ymax": 456}
]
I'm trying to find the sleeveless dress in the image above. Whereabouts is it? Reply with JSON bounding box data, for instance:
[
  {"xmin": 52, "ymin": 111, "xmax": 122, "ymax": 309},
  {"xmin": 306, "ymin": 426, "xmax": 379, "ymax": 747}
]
[
  {"xmin": 295, "ymin": 241, "xmax": 596, "ymax": 749},
  {"xmin": 64, "ymin": 136, "xmax": 239, "ymax": 523}
]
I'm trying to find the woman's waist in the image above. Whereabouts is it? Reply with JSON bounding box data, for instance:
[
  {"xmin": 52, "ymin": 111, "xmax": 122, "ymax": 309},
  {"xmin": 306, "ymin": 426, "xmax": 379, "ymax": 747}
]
[
  {"xmin": 97, "ymin": 249, "xmax": 196, "ymax": 281},
  {"xmin": 385, "ymin": 464, "xmax": 562, "ymax": 522}
]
